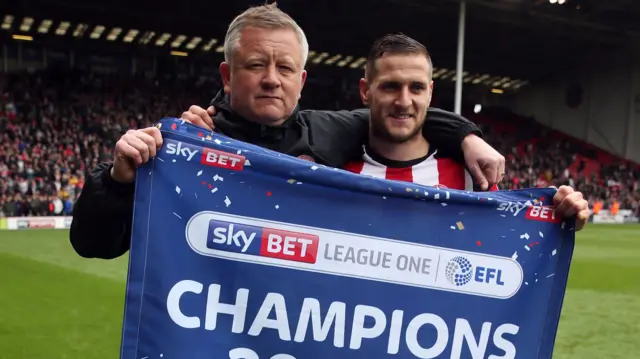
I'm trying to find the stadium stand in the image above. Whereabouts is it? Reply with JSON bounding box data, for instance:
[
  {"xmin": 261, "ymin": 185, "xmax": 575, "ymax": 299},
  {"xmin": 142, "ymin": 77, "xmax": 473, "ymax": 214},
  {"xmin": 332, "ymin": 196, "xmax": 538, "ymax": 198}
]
[{"xmin": 1, "ymin": 66, "xmax": 638, "ymax": 219}]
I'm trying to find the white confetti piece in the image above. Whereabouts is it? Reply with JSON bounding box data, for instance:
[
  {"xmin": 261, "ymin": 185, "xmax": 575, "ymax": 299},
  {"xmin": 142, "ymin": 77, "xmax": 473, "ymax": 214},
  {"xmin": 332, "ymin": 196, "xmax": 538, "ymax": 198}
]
[
  {"xmin": 488, "ymin": 198, "xmax": 493, "ymax": 201},
  {"xmin": 520, "ymin": 233, "xmax": 530, "ymax": 240},
  {"xmin": 201, "ymin": 137, "xmax": 205, "ymax": 141},
  {"xmin": 157, "ymin": 157, "xmax": 164, "ymax": 162},
  {"xmin": 172, "ymin": 159, "xmax": 176, "ymax": 163},
  {"xmin": 224, "ymin": 196, "xmax": 231, "ymax": 207},
  {"xmin": 552, "ymin": 249, "xmax": 557, "ymax": 256},
  {"xmin": 561, "ymin": 221, "xmax": 566, "ymax": 229},
  {"xmin": 539, "ymin": 231, "xmax": 544, "ymax": 238},
  {"xmin": 197, "ymin": 170, "xmax": 203, "ymax": 176},
  {"xmin": 450, "ymin": 226, "xmax": 456, "ymax": 230},
  {"xmin": 214, "ymin": 139, "xmax": 222, "ymax": 144},
  {"xmin": 546, "ymin": 273, "xmax": 555, "ymax": 278},
  {"xmin": 424, "ymin": 191, "xmax": 429, "ymax": 196},
  {"xmin": 237, "ymin": 150, "xmax": 242, "ymax": 154},
  {"xmin": 311, "ymin": 166, "xmax": 318, "ymax": 170},
  {"xmin": 148, "ymin": 171, "xmax": 151, "ymax": 176},
  {"xmin": 441, "ymin": 203, "xmax": 448, "ymax": 207},
  {"xmin": 173, "ymin": 212, "xmax": 182, "ymax": 219},
  {"xmin": 213, "ymin": 175, "xmax": 224, "ymax": 182},
  {"xmin": 525, "ymin": 282, "xmax": 529, "ymax": 285},
  {"xmin": 535, "ymin": 279, "xmax": 538, "ymax": 283},
  {"xmin": 211, "ymin": 187, "xmax": 218, "ymax": 194},
  {"xmin": 194, "ymin": 193, "xmax": 198, "ymax": 198},
  {"xmin": 175, "ymin": 186, "xmax": 181, "ymax": 194},
  {"xmin": 244, "ymin": 159, "xmax": 251, "ymax": 166},
  {"xmin": 275, "ymin": 205, "xmax": 279, "ymax": 209},
  {"xmin": 512, "ymin": 252, "xmax": 518, "ymax": 260},
  {"xmin": 180, "ymin": 119, "xmax": 186, "ymax": 125},
  {"xmin": 446, "ymin": 191, "xmax": 450, "ymax": 200},
  {"xmin": 296, "ymin": 182, "xmax": 302, "ymax": 185},
  {"xmin": 500, "ymin": 214, "xmax": 506, "ymax": 217},
  {"xmin": 524, "ymin": 245, "xmax": 530, "ymax": 251},
  {"xmin": 382, "ymin": 196, "xmax": 387, "ymax": 199},
  {"xmin": 434, "ymin": 193, "xmax": 440, "ymax": 200},
  {"xmin": 501, "ymin": 235, "xmax": 506, "ymax": 238}
]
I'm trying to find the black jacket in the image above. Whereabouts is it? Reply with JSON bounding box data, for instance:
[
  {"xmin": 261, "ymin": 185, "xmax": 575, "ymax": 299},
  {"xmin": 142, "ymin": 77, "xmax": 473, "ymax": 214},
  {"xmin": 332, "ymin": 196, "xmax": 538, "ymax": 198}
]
[{"xmin": 69, "ymin": 92, "xmax": 482, "ymax": 259}]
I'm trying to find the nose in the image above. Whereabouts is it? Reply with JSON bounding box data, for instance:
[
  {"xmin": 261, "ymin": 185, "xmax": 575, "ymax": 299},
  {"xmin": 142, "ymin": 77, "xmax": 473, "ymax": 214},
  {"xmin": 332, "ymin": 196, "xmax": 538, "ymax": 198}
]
[
  {"xmin": 394, "ymin": 87, "xmax": 412, "ymax": 108},
  {"xmin": 260, "ymin": 63, "xmax": 281, "ymax": 89}
]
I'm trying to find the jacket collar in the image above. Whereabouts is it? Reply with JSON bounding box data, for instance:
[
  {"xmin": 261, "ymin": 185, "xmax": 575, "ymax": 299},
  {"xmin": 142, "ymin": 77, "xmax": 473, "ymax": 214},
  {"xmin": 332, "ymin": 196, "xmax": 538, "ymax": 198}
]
[{"xmin": 209, "ymin": 90, "xmax": 300, "ymax": 142}]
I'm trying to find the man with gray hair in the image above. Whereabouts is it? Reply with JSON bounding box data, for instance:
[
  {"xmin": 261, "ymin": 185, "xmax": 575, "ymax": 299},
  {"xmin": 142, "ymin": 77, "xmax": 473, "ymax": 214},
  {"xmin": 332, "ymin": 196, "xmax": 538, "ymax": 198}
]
[{"xmin": 69, "ymin": 3, "xmax": 506, "ymax": 260}]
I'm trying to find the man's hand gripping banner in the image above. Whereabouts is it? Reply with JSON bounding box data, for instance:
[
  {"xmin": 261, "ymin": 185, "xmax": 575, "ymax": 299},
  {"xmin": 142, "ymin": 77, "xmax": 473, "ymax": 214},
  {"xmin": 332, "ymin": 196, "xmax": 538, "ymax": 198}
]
[{"xmin": 120, "ymin": 118, "xmax": 575, "ymax": 359}]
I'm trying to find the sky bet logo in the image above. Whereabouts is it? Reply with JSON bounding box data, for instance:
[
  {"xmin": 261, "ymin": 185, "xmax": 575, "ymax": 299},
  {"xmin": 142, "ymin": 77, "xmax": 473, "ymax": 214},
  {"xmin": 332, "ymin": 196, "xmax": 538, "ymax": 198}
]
[
  {"xmin": 206, "ymin": 219, "xmax": 320, "ymax": 264},
  {"xmin": 445, "ymin": 256, "xmax": 505, "ymax": 287},
  {"xmin": 164, "ymin": 139, "xmax": 245, "ymax": 171},
  {"xmin": 496, "ymin": 201, "xmax": 561, "ymax": 224}
]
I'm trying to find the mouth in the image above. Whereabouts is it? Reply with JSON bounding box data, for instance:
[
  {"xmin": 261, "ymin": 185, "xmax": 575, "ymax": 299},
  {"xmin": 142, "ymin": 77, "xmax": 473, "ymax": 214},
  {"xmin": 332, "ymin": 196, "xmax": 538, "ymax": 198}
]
[
  {"xmin": 388, "ymin": 114, "xmax": 414, "ymax": 121},
  {"xmin": 256, "ymin": 96, "xmax": 281, "ymax": 100}
]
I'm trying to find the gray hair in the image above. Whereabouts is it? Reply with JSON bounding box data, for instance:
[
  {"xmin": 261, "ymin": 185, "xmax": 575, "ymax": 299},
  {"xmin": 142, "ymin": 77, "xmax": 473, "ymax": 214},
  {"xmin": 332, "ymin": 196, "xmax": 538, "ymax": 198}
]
[{"xmin": 223, "ymin": 3, "xmax": 309, "ymax": 68}]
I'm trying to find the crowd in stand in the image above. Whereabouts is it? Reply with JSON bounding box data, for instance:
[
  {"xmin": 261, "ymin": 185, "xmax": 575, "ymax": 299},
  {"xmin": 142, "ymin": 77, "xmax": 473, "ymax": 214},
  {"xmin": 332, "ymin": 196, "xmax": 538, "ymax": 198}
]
[{"xmin": 1, "ymin": 69, "xmax": 639, "ymax": 218}]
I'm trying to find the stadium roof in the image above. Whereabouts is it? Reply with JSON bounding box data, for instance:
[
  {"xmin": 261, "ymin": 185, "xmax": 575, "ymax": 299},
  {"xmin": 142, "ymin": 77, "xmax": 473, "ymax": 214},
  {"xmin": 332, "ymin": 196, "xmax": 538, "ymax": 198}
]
[{"xmin": 2, "ymin": 0, "xmax": 639, "ymax": 92}]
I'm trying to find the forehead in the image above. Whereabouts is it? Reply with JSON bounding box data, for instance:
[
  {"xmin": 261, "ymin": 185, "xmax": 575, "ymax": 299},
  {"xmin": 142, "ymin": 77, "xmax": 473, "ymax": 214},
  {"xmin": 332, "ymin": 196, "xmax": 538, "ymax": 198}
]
[
  {"xmin": 373, "ymin": 54, "xmax": 431, "ymax": 82},
  {"xmin": 236, "ymin": 26, "xmax": 303, "ymax": 60}
]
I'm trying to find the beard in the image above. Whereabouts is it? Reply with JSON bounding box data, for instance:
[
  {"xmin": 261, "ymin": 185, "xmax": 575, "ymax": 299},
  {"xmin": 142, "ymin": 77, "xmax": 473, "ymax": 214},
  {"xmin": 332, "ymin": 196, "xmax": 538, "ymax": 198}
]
[{"xmin": 370, "ymin": 116, "xmax": 424, "ymax": 143}]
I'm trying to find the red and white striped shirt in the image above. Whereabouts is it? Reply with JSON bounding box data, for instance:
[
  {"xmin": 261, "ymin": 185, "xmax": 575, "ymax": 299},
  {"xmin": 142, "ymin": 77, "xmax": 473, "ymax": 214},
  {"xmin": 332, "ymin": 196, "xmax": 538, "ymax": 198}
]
[{"xmin": 344, "ymin": 145, "xmax": 498, "ymax": 192}]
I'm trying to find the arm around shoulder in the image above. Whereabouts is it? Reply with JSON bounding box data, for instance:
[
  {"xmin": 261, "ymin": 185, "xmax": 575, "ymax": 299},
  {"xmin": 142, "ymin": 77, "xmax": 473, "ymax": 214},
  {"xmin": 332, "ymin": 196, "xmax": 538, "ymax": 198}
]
[
  {"xmin": 422, "ymin": 108, "xmax": 482, "ymax": 161},
  {"xmin": 69, "ymin": 161, "xmax": 135, "ymax": 259}
]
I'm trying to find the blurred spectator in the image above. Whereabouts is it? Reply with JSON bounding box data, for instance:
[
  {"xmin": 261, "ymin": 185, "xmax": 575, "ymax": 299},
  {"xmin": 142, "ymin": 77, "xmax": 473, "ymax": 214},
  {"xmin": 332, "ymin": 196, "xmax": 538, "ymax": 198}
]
[{"xmin": 0, "ymin": 68, "xmax": 638, "ymax": 218}]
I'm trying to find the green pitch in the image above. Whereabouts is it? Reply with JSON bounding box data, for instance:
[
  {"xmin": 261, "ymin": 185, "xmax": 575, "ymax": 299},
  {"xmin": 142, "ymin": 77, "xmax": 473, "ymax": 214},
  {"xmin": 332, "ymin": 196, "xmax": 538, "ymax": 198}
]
[{"xmin": 1, "ymin": 224, "xmax": 639, "ymax": 359}]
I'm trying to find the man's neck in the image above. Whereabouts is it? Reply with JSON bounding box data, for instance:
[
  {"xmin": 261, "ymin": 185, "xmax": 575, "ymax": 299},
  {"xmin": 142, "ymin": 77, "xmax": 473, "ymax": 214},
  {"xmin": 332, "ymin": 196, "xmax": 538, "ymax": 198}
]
[{"xmin": 369, "ymin": 135, "xmax": 429, "ymax": 163}]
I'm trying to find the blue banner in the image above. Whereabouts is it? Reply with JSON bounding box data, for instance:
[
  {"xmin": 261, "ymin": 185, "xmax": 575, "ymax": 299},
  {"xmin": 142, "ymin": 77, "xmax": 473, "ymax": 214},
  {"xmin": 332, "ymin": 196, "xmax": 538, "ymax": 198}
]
[{"xmin": 121, "ymin": 117, "xmax": 575, "ymax": 359}]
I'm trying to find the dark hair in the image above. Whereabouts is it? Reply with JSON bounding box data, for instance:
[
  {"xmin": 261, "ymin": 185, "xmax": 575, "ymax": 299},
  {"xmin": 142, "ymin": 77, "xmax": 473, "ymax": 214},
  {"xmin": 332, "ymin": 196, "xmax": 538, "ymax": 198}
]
[{"xmin": 365, "ymin": 33, "xmax": 433, "ymax": 80}]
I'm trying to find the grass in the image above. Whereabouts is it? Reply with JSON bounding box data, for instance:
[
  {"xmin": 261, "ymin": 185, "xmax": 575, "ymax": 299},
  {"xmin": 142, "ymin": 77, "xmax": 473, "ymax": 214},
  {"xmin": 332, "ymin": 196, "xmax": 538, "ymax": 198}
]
[{"xmin": 0, "ymin": 224, "xmax": 639, "ymax": 358}]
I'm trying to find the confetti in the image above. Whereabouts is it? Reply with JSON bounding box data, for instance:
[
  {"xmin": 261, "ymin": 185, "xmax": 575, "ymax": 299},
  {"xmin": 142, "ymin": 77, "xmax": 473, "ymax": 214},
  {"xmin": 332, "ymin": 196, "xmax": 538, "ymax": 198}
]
[
  {"xmin": 441, "ymin": 203, "xmax": 448, "ymax": 207},
  {"xmin": 214, "ymin": 139, "xmax": 222, "ymax": 144},
  {"xmin": 194, "ymin": 193, "xmax": 198, "ymax": 198},
  {"xmin": 511, "ymin": 252, "xmax": 518, "ymax": 260},
  {"xmin": 450, "ymin": 226, "xmax": 456, "ymax": 230},
  {"xmin": 525, "ymin": 282, "xmax": 529, "ymax": 286},
  {"xmin": 275, "ymin": 205, "xmax": 279, "ymax": 209},
  {"xmin": 561, "ymin": 221, "xmax": 566, "ymax": 229},
  {"xmin": 551, "ymin": 249, "xmax": 557, "ymax": 256},
  {"xmin": 446, "ymin": 191, "xmax": 450, "ymax": 200},
  {"xmin": 266, "ymin": 192, "xmax": 272, "ymax": 197},
  {"xmin": 539, "ymin": 231, "xmax": 544, "ymax": 238},
  {"xmin": 287, "ymin": 179, "xmax": 297, "ymax": 184},
  {"xmin": 213, "ymin": 175, "xmax": 224, "ymax": 182},
  {"xmin": 297, "ymin": 182, "xmax": 303, "ymax": 185},
  {"xmin": 456, "ymin": 221, "xmax": 464, "ymax": 230},
  {"xmin": 175, "ymin": 186, "xmax": 181, "ymax": 194},
  {"xmin": 205, "ymin": 135, "xmax": 212, "ymax": 140},
  {"xmin": 500, "ymin": 214, "xmax": 506, "ymax": 217},
  {"xmin": 382, "ymin": 196, "xmax": 387, "ymax": 199},
  {"xmin": 524, "ymin": 245, "xmax": 530, "ymax": 251},
  {"xmin": 405, "ymin": 188, "xmax": 413, "ymax": 192},
  {"xmin": 311, "ymin": 166, "xmax": 318, "ymax": 170},
  {"xmin": 172, "ymin": 159, "xmax": 177, "ymax": 163},
  {"xmin": 180, "ymin": 119, "xmax": 186, "ymax": 125},
  {"xmin": 197, "ymin": 170, "xmax": 203, "ymax": 176},
  {"xmin": 173, "ymin": 212, "xmax": 182, "ymax": 219},
  {"xmin": 211, "ymin": 187, "xmax": 218, "ymax": 194},
  {"xmin": 520, "ymin": 233, "xmax": 530, "ymax": 240},
  {"xmin": 171, "ymin": 123, "xmax": 177, "ymax": 130},
  {"xmin": 245, "ymin": 159, "xmax": 252, "ymax": 166},
  {"xmin": 476, "ymin": 240, "xmax": 482, "ymax": 246},
  {"xmin": 424, "ymin": 191, "xmax": 429, "ymax": 196},
  {"xmin": 434, "ymin": 193, "xmax": 440, "ymax": 200},
  {"xmin": 237, "ymin": 150, "xmax": 242, "ymax": 154},
  {"xmin": 224, "ymin": 196, "xmax": 231, "ymax": 207},
  {"xmin": 546, "ymin": 273, "xmax": 555, "ymax": 278},
  {"xmin": 157, "ymin": 157, "xmax": 164, "ymax": 162}
]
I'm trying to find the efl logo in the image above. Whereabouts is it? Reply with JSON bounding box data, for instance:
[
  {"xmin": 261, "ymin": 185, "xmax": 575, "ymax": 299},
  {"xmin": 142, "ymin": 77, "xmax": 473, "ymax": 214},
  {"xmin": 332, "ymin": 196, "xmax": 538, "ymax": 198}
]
[
  {"xmin": 206, "ymin": 219, "xmax": 319, "ymax": 264},
  {"xmin": 445, "ymin": 256, "xmax": 505, "ymax": 287},
  {"xmin": 164, "ymin": 139, "xmax": 245, "ymax": 171},
  {"xmin": 525, "ymin": 205, "xmax": 561, "ymax": 223}
]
